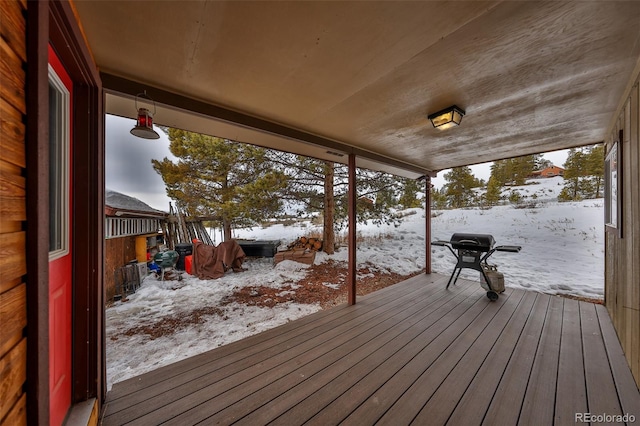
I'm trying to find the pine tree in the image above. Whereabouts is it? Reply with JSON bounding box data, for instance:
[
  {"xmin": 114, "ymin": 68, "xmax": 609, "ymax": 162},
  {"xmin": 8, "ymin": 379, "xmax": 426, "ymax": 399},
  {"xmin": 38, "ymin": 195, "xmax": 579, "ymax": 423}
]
[
  {"xmin": 557, "ymin": 144, "xmax": 604, "ymax": 201},
  {"xmin": 323, "ymin": 161, "xmax": 335, "ymax": 254},
  {"xmin": 491, "ymin": 155, "xmax": 538, "ymax": 186},
  {"xmin": 536, "ymin": 157, "xmax": 553, "ymax": 170},
  {"xmin": 269, "ymin": 152, "xmax": 402, "ymax": 252},
  {"xmin": 398, "ymin": 177, "xmax": 423, "ymax": 209},
  {"xmin": 152, "ymin": 129, "xmax": 287, "ymax": 240},
  {"xmin": 444, "ymin": 166, "xmax": 477, "ymax": 208},
  {"xmin": 512, "ymin": 154, "xmax": 538, "ymax": 185},
  {"xmin": 585, "ymin": 144, "xmax": 605, "ymax": 198},
  {"xmin": 490, "ymin": 160, "xmax": 509, "ymax": 186},
  {"xmin": 431, "ymin": 186, "xmax": 448, "ymax": 210},
  {"xmin": 484, "ymin": 176, "xmax": 502, "ymax": 206},
  {"xmin": 559, "ymin": 148, "xmax": 585, "ymax": 201}
]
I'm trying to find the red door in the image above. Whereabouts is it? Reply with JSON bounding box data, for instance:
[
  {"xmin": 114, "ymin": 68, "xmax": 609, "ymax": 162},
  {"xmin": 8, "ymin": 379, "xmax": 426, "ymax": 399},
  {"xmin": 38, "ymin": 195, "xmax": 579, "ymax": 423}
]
[{"xmin": 48, "ymin": 45, "xmax": 73, "ymax": 426}]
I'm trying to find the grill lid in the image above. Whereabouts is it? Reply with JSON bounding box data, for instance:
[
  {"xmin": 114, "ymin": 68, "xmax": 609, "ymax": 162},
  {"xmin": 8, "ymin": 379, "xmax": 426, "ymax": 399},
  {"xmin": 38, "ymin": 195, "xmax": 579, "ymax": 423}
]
[{"xmin": 449, "ymin": 233, "xmax": 495, "ymax": 251}]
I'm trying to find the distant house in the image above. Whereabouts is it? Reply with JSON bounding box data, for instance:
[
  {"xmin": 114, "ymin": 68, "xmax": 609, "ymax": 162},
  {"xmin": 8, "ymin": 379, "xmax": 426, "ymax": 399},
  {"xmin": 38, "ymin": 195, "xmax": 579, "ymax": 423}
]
[
  {"xmin": 105, "ymin": 191, "xmax": 168, "ymax": 301},
  {"xmin": 530, "ymin": 165, "xmax": 565, "ymax": 178}
]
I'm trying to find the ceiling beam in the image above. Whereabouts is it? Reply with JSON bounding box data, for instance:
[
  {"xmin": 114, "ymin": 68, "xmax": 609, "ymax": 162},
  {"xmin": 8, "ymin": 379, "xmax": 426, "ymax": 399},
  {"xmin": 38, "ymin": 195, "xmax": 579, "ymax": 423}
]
[{"xmin": 101, "ymin": 72, "xmax": 435, "ymax": 178}]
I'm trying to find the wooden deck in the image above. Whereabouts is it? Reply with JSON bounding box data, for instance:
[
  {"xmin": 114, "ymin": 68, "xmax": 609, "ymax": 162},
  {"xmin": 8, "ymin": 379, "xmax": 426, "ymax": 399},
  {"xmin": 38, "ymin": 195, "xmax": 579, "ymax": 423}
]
[{"xmin": 102, "ymin": 274, "xmax": 640, "ymax": 425}]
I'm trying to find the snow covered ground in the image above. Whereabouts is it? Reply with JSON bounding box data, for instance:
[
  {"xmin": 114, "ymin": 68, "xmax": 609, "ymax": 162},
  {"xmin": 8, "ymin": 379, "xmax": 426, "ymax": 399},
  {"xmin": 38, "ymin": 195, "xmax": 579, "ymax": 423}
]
[{"xmin": 106, "ymin": 176, "xmax": 604, "ymax": 390}]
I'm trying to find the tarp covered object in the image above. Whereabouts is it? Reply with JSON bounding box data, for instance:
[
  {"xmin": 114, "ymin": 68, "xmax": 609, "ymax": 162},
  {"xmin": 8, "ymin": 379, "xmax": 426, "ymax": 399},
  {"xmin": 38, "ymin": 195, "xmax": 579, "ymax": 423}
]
[{"xmin": 192, "ymin": 240, "xmax": 246, "ymax": 279}]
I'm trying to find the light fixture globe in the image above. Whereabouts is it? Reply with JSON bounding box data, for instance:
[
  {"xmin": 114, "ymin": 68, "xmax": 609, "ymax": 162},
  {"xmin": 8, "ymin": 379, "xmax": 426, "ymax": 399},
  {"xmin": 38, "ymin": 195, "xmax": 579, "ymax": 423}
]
[{"xmin": 428, "ymin": 105, "xmax": 465, "ymax": 130}]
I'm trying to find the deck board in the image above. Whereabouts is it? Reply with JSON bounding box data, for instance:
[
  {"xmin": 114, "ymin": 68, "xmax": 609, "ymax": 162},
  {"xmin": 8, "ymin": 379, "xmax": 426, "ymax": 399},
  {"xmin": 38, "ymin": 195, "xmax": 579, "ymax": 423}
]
[
  {"xmin": 554, "ymin": 298, "xmax": 588, "ymax": 424},
  {"xmin": 338, "ymin": 288, "xmax": 503, "ymax": 425},
  {"xmin": 272, "ymin": 280, "xmax": 482, "ymax": 426},
  {"xmin": 580, "ymin": 301, "xmax": 624, "ymax": 418},
  {"xmin": 596, "ymin": 304, "xmax": 640, "ymax": 416},
  {"xmin": 109, "ymin": 275, "xmax": 445, "ymax": 425},
  {"xmin": 404, "ymin": 292, "xmax": 536, "ymax": 424},
  {"xmin": 452, "ymin": 292, "xmax": 548, "ymax": 426},
  {"xmin": 167, "ymin": 278, "xmax": 459, "ymax": 425},
  {"xmin": 222, "ymin": 280, "xmax": 480, "ymax": 426},
  {"xmin": 101, "ymin": 274, "xmax": 640, "ymax": 426},
  {"xmin": 517, "ymin": 294, "xmax": 563, "ymax": 426},
  {"xmin": 106, "ymin": 273, "xmax": 429, "ymax": 402}
]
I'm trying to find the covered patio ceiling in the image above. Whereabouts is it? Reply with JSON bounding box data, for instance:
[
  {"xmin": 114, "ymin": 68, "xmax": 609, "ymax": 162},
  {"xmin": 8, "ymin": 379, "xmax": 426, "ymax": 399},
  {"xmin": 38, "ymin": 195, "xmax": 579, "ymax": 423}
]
[{"xmin": 73, "ymin": 1, "xmax": 640, "ymax": 178}]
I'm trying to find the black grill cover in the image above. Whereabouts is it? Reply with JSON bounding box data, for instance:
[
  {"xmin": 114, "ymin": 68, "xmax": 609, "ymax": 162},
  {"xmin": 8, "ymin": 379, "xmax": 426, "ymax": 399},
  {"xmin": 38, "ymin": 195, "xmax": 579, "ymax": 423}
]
[{"xmin": 449, "ymin": 233, "xmax": 495, "ymax": 252}]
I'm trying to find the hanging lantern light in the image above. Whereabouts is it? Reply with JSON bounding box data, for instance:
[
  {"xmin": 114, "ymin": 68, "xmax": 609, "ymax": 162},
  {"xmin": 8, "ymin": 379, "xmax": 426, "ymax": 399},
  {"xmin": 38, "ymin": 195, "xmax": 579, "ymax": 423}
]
[{"xmin": 130, "ymin": 91, "xmax": 160, "ymax": 139}]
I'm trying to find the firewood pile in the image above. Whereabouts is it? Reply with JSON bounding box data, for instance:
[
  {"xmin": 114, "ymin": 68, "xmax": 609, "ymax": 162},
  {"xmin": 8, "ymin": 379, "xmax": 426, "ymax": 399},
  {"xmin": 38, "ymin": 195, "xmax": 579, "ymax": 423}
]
[
  {"xmin": 287, "ymin": 236, "xmax": 323, "ymax": 251},
  {"xmin": 276, "ymin": 236, "xmax": 323, "ymax": 265}
]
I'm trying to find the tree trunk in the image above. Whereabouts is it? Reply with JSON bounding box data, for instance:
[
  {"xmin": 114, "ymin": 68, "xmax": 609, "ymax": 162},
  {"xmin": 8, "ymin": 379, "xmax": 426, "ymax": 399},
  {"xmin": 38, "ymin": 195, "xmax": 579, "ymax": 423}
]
[
  {"xmin": 323, "ymin": 161, "xmax": 335, "ymax": 255},
  {"xmin": 222, "ymin": 218, "xmax": 232, "ymax": 241}
]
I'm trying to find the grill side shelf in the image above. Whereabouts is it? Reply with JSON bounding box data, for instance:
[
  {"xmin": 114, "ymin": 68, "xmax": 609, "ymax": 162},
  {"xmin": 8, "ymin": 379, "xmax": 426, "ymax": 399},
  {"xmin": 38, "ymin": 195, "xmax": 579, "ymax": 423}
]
[
  {"xmin": 494, "ymin": 245, "xmax": 522, "ymax": 253},
  {"xmin": 431, "ymin": 240, "xmax": 457, "ymax": 258}
]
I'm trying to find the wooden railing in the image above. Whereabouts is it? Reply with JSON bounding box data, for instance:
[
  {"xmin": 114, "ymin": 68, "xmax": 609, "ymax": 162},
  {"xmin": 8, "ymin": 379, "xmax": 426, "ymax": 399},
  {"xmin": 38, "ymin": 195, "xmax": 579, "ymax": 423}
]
[{"xmin": 105, "ymin": 217, "xmax": 162, "ymax": 239}]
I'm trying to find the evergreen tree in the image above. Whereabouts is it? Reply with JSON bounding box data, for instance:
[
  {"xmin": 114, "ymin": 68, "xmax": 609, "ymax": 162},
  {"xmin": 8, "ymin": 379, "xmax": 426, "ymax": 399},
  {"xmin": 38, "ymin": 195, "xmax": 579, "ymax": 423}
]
[
  {"xmin": 269, "ymin": 152, "xmax": 402, "ymax": 252},
  {"xmin": 508, "ymin": 190, "xmax": 522, "ymax": 204},
  {"xmin": 431, "ymin": 186, "xmax": 448, "ymax": 210},
  {"xmin": 491, "ymin": 154, "xmax": 538, "ymax": 186},
  {"xmin": 398, "ymin": 177, "xmax": 423, "ymax": 209},
  {"xmin": 322, "ymin": 161, "xmax": 335, "ymax": 254},
  {"xmin": 444, "ymin": 166, "xmax": 478, "ymax": 208},
  {"xmin": 559, "ymin": 148, "xmax": 584, "ymax": 201},
  {"xmin": 333, "ymin": 167, "xmax": 401, "ymax": 228},
  {"xmin": 484, "ymin": 176, "xmax": 502, "ymax": 206},
  {"xmin": 585, "ymin": 144, "xmax": 605, "ymax": 198},
  {"xmin": 490, "ymin": 160, "xmax": 509, "ymax": 186},
  {"xmin": 152, "ymin": 129, "xmax": 287, "ymax": 240},
  {"xmin": 512, "ymin": 154, "xmax": 538, "ymax": 185},
  {"xmin": 558, "ymin": 145, "xmax": 605, "ymax": 201},
  {"xmin": 536, "ymin": 157, "xmax": 553, "ymax": 170}
]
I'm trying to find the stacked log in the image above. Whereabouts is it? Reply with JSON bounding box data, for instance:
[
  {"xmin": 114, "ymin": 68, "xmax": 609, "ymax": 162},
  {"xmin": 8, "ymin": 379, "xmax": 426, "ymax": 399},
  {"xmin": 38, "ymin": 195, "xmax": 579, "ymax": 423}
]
[
  {"xmin": 275, "ymin": 236, "xmax": 323, "ymax": 265},
  {"xmin": 287, "ymin": 236, "xmax": 323, "ymax": 251}
]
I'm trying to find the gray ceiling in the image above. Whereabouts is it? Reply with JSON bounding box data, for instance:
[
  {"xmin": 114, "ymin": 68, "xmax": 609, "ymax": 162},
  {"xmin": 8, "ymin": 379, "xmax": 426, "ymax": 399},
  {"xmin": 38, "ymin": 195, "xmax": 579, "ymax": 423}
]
[{"xmin": 73, "ymin": 1, "xmax": 640, "ymax": 178}]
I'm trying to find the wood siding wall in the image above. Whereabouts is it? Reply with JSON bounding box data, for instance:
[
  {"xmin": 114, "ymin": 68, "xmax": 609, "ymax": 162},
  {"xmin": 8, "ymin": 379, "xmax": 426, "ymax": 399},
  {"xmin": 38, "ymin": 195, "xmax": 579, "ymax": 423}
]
[
  {"xmin": 606, "ymin": 69, "xmax": 640, "ymax": 388},
  {"xmin": 105, "ymin": 236, "xmax": 138, "ymax": 301},
  {"xmin": 0, "ymin": 0, "xmax": 28, "ymax": 424}
]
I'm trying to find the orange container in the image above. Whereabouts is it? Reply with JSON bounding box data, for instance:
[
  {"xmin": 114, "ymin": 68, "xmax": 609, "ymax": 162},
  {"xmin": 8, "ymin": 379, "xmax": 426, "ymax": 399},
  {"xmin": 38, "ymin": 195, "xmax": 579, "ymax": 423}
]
[{"xmin": 185, "ymin": 255, "xmax": 193, "ymax": 275}]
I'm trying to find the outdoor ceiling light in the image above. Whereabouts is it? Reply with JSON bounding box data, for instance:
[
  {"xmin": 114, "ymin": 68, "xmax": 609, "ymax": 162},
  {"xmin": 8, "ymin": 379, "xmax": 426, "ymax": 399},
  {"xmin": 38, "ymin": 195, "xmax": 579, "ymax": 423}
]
[
  {"xmin": 130, "ymin": 91, "xmax": 160, "ymax": 139},
  {"xmin": 428, "ymin": 105, "xmax": 465, "ymax": 130}
]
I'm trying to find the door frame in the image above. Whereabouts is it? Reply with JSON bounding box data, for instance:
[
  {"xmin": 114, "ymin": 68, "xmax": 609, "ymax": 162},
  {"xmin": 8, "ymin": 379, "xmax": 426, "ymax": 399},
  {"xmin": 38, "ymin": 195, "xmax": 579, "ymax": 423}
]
[
  {"xmin": 47, "ymin": 43, "xmax": 74, "ymax": 426},
  {"xmin": 26, "ymin": 1, "xmax": 104, "ymax": 423}
]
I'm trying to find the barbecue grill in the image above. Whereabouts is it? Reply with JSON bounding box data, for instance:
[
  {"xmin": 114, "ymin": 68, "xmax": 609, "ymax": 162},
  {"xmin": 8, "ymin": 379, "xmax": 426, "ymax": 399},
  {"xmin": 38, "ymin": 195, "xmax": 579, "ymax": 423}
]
[
  {"xmin": 432, "ymin": 233, "xmax": 521, "ymax": 301},
  {"xmin": 153, "ymin": 250, "xmax": 181, "ymax": 282}
]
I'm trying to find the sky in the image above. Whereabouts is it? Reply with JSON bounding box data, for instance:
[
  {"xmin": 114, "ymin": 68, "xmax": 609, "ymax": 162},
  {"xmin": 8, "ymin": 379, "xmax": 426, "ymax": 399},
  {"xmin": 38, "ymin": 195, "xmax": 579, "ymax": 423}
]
[
  {"xmin": 106, "ymin": 178, "xmax": 603, "ymax": 390},
  {"xmin": 105, "ymin": 115, "xmax": 175, "ymax": 211},
  {"xmin": 105, "ymin": 114, "xmax": 568, "ymax": 209}
]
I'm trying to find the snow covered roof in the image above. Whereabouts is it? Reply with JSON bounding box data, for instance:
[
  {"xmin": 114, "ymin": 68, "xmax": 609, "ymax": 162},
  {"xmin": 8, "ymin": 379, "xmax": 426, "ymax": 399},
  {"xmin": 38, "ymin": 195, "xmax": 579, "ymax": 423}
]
[{"xmin": 105, "ymin": 190, "xmax": 167, "ymax": 218}]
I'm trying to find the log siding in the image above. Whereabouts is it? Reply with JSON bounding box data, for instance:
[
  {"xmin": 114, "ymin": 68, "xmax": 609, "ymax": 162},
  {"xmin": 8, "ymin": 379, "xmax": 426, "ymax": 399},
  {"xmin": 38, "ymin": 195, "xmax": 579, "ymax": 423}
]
[{"xmin": 0, "ymin": 0, "xmax": 28, "ymax": 424}]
